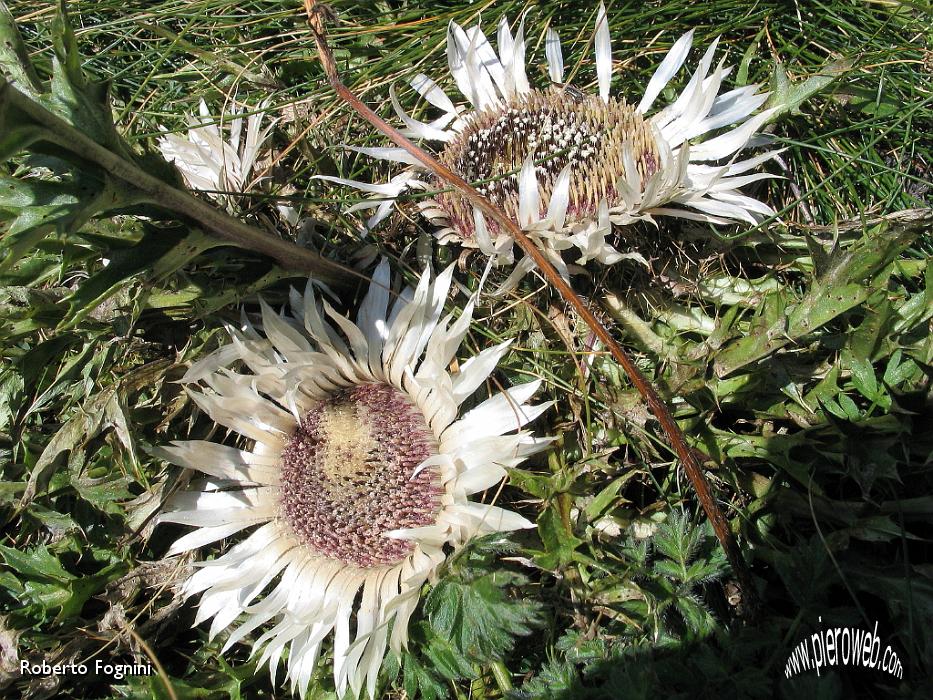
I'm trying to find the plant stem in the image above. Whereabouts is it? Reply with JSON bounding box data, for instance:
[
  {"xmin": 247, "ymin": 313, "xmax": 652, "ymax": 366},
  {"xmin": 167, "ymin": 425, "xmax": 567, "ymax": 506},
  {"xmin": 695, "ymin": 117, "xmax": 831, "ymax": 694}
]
[
  {"xmin": 302, "ymin": 0, "xmax": 759, "ymax": 615},
  {"xmin": 489, "ymin": 660, "xmax": 513, "ymax": 693},
  {"xmin": 1, "ymin": 75, "xmax": 355, "ymax": 288}
]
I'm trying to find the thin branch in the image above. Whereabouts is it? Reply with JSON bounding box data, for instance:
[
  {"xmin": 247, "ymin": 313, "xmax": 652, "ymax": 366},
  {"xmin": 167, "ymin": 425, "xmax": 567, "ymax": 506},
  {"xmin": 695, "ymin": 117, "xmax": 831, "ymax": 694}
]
[
  {"xmin": 1, "ymin": 75, "xmax": 356, "ymax": 289},
  {"xmin": 302, "ymin": 1, "xmax": 759, "ymax": 614}
]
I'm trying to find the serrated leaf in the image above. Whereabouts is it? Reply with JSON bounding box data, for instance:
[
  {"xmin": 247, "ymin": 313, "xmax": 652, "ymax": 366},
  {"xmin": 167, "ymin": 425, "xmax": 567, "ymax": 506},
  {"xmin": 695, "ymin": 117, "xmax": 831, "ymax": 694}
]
[
  {"xmin": 511, "ymin": 657, "xmax": 579, "ymax": 699},
  {"xmin": 402, "ymin": 651, "xmax": 448, "ymax": 700},
  {"xmin": 715, "ymin": 220, "xmax": 921, "ymax": 376},
  {"xmin": 424, "ymin": 573, "xmax": 539, "ymax": 665},
  {"xmin": 848, "ymin": 355, "xmax": 878, "ymax": 402},
  {"xmin": 71, "ymin": 473, "xmax": 135, "ymax": 513},
  {"xmin": 21, "ymin": 385, "xmax": 115, "ymax": 503},
  {"xmin": 0, "ymin": 169, "xmax": 142, "ymax": 272},
  {"xmin": 37, "ymin": 2, "xmax": 131, "ymax": 162},
  {"xmin": 849, "ymin": 295, "xmax": 895, "ymax": 362},
  {"xmin": 24, "ymin": 336, "xmax": 98, "ymax": 417},
  {"xmin": 420, "ymin": 631, "xmax": 476, "ymax": 680},
  {"xmin": 0, "ymin": 175, "xmax": 84, "ymax": 269},
  {"xmin": 534, "ymin": 504, "xmax": 584, "ymax": 570},
  {"xmin": 0, "ymin": 543, "xmax": 72, "ymax": 582},
  {"xmin": 24, "ymin": 504, "xmax": 79, "ymax": 536},
  {"xmin": 0, "ymin": 5, "xmax": 172, "ymax": 274},
  {"xmin": 653, "ymin": 559, "xmax": 687, "ymax": 581},
  {"xmin": 765, "ymin": 57, "xmax": 852, "ymax": 120},
  {"xmin": 584, "ymin": 473, "xmax": 635, "ymax": 521},
  {"xmin": 59, "ymin": 226, "xmax": 219, "ymax": 329},
  {"xmin": 506, "ymin": 467, "xmax": 555, "ymax": 500},
  {"xmin": 0, "ymin": 1, "xmax": 44, "ymax": 95},
  {"xmin": 0, "ymin": 367, "xmax": 24, "ymax": 430}
]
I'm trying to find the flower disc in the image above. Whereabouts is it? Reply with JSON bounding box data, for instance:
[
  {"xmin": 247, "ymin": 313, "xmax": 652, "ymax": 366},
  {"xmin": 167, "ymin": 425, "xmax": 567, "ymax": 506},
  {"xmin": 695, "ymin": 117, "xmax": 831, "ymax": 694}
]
[
  {"xmin": 437, "ymin": 88, "xmax": 659, "ymax": 239},
  {"xmin": 280, "ymin": 383, "xmax": 441, "ymax": 568}
]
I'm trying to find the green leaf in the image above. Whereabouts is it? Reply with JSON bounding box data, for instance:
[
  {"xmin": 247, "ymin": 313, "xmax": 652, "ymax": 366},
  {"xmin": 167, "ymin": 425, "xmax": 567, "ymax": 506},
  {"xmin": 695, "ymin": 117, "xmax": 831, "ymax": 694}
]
[
  {"xmin": 534, "ymin": 503, "xmax": 584, "ymax": 570},
  {"xmin": 765, "ymin": 57, "xmax": 852, "ymax": 120},
  {"xmin": 59, "ymin": 226, "xmax": 221, "ymax": 329},
  {"xmin": 21, "ymin": 385, "xmax": 115, "ymax": 503},
  {"xmin": 848, "ymin": 564, "xmax": 933, "ymax": 624},
  {"xmin": 24, "ymin": 504, "xmax": 80, "ymax": 536},
  {"xmin": 402, "ymin": 537, "xmax": 541, "ymax": 694},
  {"xmin": 0, "ymin": 4, "xmax": 179, "ymax": 275},
  {"xmin": 735, "ymin": 27, "xmax": 766, "ymax": 88},
  {"xmin": 882, "ymin": 349, "xmax": 919, "ymax": 389},
  {"xmin": 0, "ymin": 175, "xmax": 87, "ymax": 270},
  {"xmin": 715, "ymin": 221, "xmax": 921, "ymax": 376},
  {"xmin": 0, "ymin": 543, "xmax": 102, "ymax": 620},
  {"xmin": 511, "ymin": 656, "xmax": 579, "ymax": 699},
  {"xmin": 402, "ymin": 651, "xmax": 449, "ymax": 700},
  {"xmin": 71, "ymin": 473, "xmax": 135, "ymax": 513},
  {"xmin": 420, "ymin": 628, "xmax": 476, "ymax": 680},
  {"xmin": 583, "ymin": 473, "xmax": 635, "ymax": 521},
  {"xmin": 0, "ymin": 0, "xmax": 44, "ymax": 95},
  {"xmin": 0, "ymin": 543, "xmax": 72, "ymax": 582},
  {"xmin": 507, "ymin": 467, "xmax": 555, "ymax": 500},
  {"xmin": 0, "ymin": 366, "xmax": 24, "ymax": 430},
  {"xmin": 848, "ymin": 296, "xmax": 895, "ymax": 362},
  {"xmin": 837, "ymin": 393, "xmax": 861, "ymax": 421},
  {"xmin": 845, "ymin": 515, "xmax": 915, "ymax": 543},
  {"xmin": 848, "ymin": 355, "xmax": 878, "ymax": 402},
  {"xmin": 424, "ymin": 573, "xmax": 540, "ymax": 665}
]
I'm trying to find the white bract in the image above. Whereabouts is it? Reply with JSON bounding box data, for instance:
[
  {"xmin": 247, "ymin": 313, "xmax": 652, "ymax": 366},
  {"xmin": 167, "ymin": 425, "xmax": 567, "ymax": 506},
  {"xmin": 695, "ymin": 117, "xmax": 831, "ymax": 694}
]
[
  {"xmin": 156, "ymin": 260, "xmax": 551, "ymax": 699},
  {"xmin": 326, "ymin": 4, "xmax": 781, "ymax": 291},
  {"xmin": 158, "ymin": 99, "xmax": 275, "ymax": 212}
]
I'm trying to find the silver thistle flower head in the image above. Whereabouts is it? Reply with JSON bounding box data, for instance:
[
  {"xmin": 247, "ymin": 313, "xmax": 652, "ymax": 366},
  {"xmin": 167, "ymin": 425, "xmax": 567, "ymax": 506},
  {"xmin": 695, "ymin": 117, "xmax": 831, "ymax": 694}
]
[
  {"xmin": 155, "ymin": 260, "xmax": 552, "ymax": 698},
  {"xmin": 325, "ymin": 4, "xmax": 781, "ymax": 290}
]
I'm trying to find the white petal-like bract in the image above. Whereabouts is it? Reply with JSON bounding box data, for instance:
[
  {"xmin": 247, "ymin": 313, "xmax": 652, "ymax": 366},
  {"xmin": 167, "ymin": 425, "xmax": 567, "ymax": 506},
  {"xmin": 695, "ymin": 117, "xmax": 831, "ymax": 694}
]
[{"xmin": 158, "ymin": 100, "xmax": 275, "ymax": 213}]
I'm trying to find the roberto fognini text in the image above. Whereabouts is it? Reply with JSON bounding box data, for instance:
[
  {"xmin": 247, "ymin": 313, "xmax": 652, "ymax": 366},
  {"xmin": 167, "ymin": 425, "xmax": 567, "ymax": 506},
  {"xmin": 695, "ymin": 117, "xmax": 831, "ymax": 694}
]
[{"xmin": 21, "ymin": 659, "xmax": 154, "ymax": 680}]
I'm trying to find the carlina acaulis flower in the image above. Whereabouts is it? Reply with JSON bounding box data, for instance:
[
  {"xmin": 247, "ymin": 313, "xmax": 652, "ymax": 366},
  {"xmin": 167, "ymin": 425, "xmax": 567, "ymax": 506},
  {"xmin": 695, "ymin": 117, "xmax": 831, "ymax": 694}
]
[
  {"xmin": 320, "ymin": 3, "xmax": 783, "ymax": 291},
  {"xmin": 436, "ymin": 89, "xmax": 660, "ymax": 242},
  {"xmin": 154, "ymin": 259, "xmax": 552, "ymax": 699}
]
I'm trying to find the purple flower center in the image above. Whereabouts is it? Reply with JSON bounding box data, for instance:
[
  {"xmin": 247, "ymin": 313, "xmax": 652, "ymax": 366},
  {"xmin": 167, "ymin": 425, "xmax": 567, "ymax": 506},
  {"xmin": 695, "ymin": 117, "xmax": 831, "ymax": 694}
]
[{"xmin": 280, "ymin": 384, "xmax": 441, "ymax": 568}]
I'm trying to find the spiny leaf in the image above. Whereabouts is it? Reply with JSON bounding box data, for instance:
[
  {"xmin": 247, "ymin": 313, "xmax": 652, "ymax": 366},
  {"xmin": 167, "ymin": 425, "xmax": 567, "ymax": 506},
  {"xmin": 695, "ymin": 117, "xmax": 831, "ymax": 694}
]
[
  {"xmin": 534, "ymin": 502, "xmax": 585, "ymax": 570},
  {"xmin": 765, "ymin": 57, "xmax": 852, "ymax": 121},
  {"xmin": 0, "ymin": 0, "xmax": 43, "ymax": 94},
  {"xmin": 59, "ymin": 225, "xmax": 222, "ymax": 329},
  {"xmin": 714, "ymin": 219, "xmax": 923, "ymax": 376}
]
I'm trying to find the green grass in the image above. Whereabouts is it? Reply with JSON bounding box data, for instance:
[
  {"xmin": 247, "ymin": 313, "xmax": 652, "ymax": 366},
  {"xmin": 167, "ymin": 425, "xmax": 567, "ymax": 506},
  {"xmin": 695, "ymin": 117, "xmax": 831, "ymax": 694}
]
[{"xmin": 1, "ymin": 0, "xmax": 931, "ymax": 699}]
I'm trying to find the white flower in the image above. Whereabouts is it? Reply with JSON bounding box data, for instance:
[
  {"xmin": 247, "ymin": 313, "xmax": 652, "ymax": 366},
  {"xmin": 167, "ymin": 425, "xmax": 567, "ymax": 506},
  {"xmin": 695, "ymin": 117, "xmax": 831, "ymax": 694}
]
[
  {"xmin": 155, "ymin": 260, "xmax": 552, "ymax": 699},
  {"xmin": 158, "ymin": 99, "xmax": 275, "ymax": 211},
  {"xmin": 325, "ymin": 4, "xmax": 781, "ymax": 290}
]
